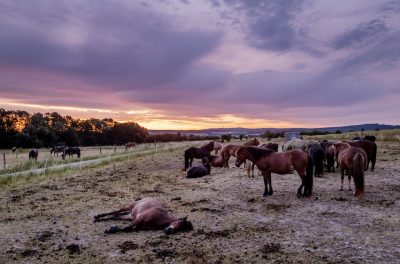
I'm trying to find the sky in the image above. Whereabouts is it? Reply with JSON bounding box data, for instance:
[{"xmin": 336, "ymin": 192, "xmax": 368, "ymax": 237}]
[{"xmin": 0, "ymin": 0, "xmax": 399, "ymax": 130}]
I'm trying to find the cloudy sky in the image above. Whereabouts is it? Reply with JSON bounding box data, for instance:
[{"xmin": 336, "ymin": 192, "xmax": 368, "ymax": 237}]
[{"xmin": 1, "ymin": 0, "xmax": 399, "ymax": 129}]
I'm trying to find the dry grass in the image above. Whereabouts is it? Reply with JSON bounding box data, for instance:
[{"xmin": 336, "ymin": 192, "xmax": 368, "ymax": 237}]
[{"xmin": 0, "ymin": 140, "xmax": 399, "ymax": 263}]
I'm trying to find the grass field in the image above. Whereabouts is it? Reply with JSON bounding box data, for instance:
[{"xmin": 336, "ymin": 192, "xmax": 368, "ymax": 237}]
[{"xmin": 0, "ymin": 138, "xmax": 399, "ymax": 263}]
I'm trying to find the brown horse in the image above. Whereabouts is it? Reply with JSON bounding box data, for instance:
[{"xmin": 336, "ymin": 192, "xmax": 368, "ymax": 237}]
[
  {"xmin": 235, "ymin": 147, "xmax": 313, "ymax": 197},
  {"xmin": 337, "ymin": 146, "xmax": 368, "ymax": 196},
  {"xmin": 209, "ymin": 155, "xmax": 224, "ymax": 167},
  {"xmin": 221, "ymin": 138, "xmax": 260, "ymax": 168},
  {"xmin": 346, "ymin": 140, "xmax": 377, "ymax": 171},
  {"xmin": 246, "ymin": 144, "xmax": 278, "ymax": 178},
  {"xmin": 125, "ymin": 142, "xmax": 137, "ymax": 151},
  {"xmin": 94, "ymin": 197, "xmax": 193, "ymax": 234},
  {"xmin": 260, "ymin": 143, "xmax": 279, "ymax": 152},
  {"xmin": 184, "ymin": 141, "xmax": 214, "ymax": 170},
  {"xmin": 201, "ymin": 141, "xmax": 223, "ymax": 155}
]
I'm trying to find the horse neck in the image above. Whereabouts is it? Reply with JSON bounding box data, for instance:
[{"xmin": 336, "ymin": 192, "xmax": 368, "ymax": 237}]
[{"xmin": 241, "ymin": 147, "xmax": 256, "ymax": 162}]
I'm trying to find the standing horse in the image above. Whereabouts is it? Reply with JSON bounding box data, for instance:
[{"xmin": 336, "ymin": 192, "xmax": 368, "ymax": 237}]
[
  {"xmin": 50, "ymin": 146, "xmax": 64, "ymax": 157},
  {"xmin": 221, "ymin": 138, "xmax": 260, "ymax": 168},
  {"xmin": 184, "ymin": 142, "xmax": 214, "ymax": 170},
  {"xmin": 235, "ymin": 147, "xmax": 314, "ymax": 197},
  {"xmin": 94, "ymin": 197, "xmax": 193, "ymax": 235},
  {"xmin": 363, "ymin": 135, "xmax": 376, "ymax": 142},
  {"xmin": 125, "ymin": 142, "xmax": 137, "ymax": 151},
  {"xmin": 261, "ymin": 143, "xmax": 279, "ymax": 152},
  {"xmin": 201, "ymin": 141, "xmax": 223, "ymax": 155},
  {"xmin": 29, "ymin": 149, "xmax": 38, "ymax": 161},
  {"xmin": 347, "ymin": 140, "xmax": 377, "ymax": 171},
  {"xmin": 246, "ymin": 144, "xmax": 278, "ymax": 178},
  {"xmin": 62, "ymin": 147, "xmax": 81, "ymax": 159},
  {"xmin": 337, "ymin": 146, "xmax": 368, "ymax": 196},
  {"xmin": 309, "ymin": 145, "xmax": 325, "ymax": 177}
]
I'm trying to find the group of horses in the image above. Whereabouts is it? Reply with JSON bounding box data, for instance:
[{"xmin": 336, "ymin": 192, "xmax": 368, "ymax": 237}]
[{"xmin": 184, "ymin": 135, "xmax": 377, "ymax": 198}]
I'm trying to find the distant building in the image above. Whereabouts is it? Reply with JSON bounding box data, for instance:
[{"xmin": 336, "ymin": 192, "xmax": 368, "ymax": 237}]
[{"xmin": 284, "ymin": 132, "xmax": 300, "ymax": 142}]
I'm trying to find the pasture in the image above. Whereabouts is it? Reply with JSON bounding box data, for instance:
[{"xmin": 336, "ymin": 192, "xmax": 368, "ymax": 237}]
[{"xmin": 0, "ymin": 140, "xmax": 399, "ymax": 263}]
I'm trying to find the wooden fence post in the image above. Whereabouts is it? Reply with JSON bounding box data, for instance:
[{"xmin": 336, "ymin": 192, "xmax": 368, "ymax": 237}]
[
  {"xmin": 3, "ymin": 153, "xmax": 5, "ymax": 170},
  {"xmin": 114, "ymin": 145, "xmax": 116, "ymax": 154},
  {"xmin": 43, "ymin": 156, "xmax": 48, "ymax": 176},
  {"xmin": 99, "ymin": 146, "xmax": 102, "ymax": 156}
]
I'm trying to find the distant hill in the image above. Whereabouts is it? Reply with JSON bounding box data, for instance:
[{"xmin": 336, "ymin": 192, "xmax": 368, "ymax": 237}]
[{"xmin": 149, "ymin": 123, "xmax": 400, "ymax": 136}]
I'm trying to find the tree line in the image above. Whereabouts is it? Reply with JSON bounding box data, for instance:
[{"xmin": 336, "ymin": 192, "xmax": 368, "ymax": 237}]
[{"xmin": 0, "ymin": 109, "xmax": 218, "ymax": 149}]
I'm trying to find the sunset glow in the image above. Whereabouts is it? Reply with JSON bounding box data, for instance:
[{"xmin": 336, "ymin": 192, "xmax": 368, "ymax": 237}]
[{"xmin": 1, "ymin": 1, "xmax": 399, "ymax": 129}]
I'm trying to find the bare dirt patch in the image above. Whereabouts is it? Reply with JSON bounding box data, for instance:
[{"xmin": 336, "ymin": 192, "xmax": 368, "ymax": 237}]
[{"xmin": 0, "ymin": 141, "xmax": 399, "ymax": 263}]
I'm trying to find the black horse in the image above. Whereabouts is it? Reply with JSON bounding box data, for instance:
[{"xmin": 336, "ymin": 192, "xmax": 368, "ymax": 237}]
[
  {"xmin": 186, "ymin": 157, "xmax": 211, "ymax": 178},
  {"xmin": 309, "ymin": 145, "xmax": 325, "ymax": 177},
  {"xmin": 363, "ymin": 135, "xmax": 376, "ymax": 142},
  {"xmin": 29, "ymin": 149, "xmax": 38, "ymax": 161},
  {"xmin": 62, "ymin": 147, "xmax": 81, "ymax": 159},
  {"xmin": 184, "ymin": 142, "xmax": 214, "ymax": 170},
  {"xmin": 50, "ymin": 146, "xmax": 65, "ymax": 157}
]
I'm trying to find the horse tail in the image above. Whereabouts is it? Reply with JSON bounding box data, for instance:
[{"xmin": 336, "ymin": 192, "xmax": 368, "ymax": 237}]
[
  {"xmin": 304, "ymin": 154, "xmax": 314, "ymax": 197},
  {"xmin": 353, "ymin": 153, "xmax": 365, "ymax": 196}
]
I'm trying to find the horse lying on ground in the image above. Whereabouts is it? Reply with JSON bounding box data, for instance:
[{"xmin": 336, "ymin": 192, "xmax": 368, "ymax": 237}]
[
  {"xmin": 346, "ymin": 140, "xmax": 377, "ymax": 171},
  {"xmin": 184, "ymin": 141, "xmax": 214, "ymax": 170},
  {"xmin": 209, "ymin": 155, "xmax": 224, "ymax": 167},
  {"xmin": 62, "ymin": 147, "xmax": 81, "ymax": 159},
  {"xmin": 186, "ymin": 157, "xmax": 211, "ymax": 178},
  {"xmin": 221, "ymin": 138, "xmax": 260, "ymax": 168},
  {"xmin": 94, "ymin": 197, "xmax": 193, "ymax": 235},
  {"xmin": 235, "ymin": 146, "xmax": 313, "ymax": 197},
  {"xmin": 29, "ymin": 149, "xmax": 38, "ymax": 161},
  {"xmin": 335, "ymin": 143, "xmax": 368, "ymax": 196}
]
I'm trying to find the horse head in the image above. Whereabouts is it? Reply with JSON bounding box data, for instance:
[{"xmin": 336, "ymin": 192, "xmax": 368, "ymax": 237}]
[
  {"xmin": 234, "ymin": 147, "xmax": 246, "ymax": 167},
  {"xmin": 164, "ymin": 215, "xmax": 193, "ymax": 235}
]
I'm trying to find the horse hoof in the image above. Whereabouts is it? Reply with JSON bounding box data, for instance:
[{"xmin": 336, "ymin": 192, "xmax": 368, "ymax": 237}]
[
  {"xmin": 263, "ymin": 193, "xmax": 268, "ymax": 197},
  {"xmin": 268, "ymin": 191, "xmax": 273, "ymax": 196}
]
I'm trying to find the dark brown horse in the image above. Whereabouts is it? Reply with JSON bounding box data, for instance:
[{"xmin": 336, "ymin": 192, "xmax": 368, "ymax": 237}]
[
  {"xmin": 62, "ymin": 147, "xmax": 81, "ymax": 159},
  {"xmin": 261, "ymin": 143, "xmax": 279, "ymax": 152},
  {"xmin": 347, "ymin": 140, "xmax": 377, "ymax": 171},
  {"xmin": 209, "ymin": 155, "xmax": 224, "ymax": 167},
  {"xmin": 29, "ymin": 149, "xmax": 38, "ymax": 161},
  {"xmin": 184, "ymin": 141, "xmax": 214, "ymax": 170},
  {"xmin": 235, "ymin": 147, "xmax": 313, "ymax": 197},
  {"xmin": 221, "ymin": 138, "xmax": 260, "ymax": 168},
  {"xmin": 125, "ymin": 142, "xmax": 137, "ymax": 151},
  {"xmin": 186, "ymin": 157, "xmax": 211, "ymax": 178},
  {"xmin": 247, "ymin": 144, "xmax": 278, "ymax": 178},
  {"xmin": 337, "ymin": 146, "xmax": 368, "ymax": 196},
  {"xmin": 94, "ymin": 197, "xmax": 193, "ymax": 235}
]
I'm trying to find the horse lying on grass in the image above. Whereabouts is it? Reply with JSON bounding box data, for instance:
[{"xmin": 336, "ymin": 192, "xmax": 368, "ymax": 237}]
[
  {"xmin": 186, "ymin": 157, "xmax": 211, "ymax": 178},
  {"xmin": 235, "ymin": 146, "xmax": 313, "ymax": 197},
  {"xmin": 94, "ymin": 197, "xmax": 193, "ymax": 235}
]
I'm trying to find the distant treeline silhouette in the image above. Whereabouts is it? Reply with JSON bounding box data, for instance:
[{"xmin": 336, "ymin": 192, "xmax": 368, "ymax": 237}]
[{"xmin": 0, "ymin": 109, "xmax": 218, "ymax": 149}]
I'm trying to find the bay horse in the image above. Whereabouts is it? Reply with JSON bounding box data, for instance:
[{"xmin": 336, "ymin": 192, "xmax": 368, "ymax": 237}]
[
  {"xmin": 94, "ymin": 197, "xmax": 193, "ymax": 235},
  {"xmin": 246, "ymin": 143, "xmax": 278, "ymax": 178},
  {"xmin": 125, "ymin": 142, "xmax": 137, "ymax": 151},
  {"xmin": 209, "ymin": 155, "xmax": 224, "ymax": 167},
  {"xmin": 28, "ymin": 149, "xmax": 38, "ymax": 161},
  {"xmin": 187, "ymin": 157, "xmax": 211, "ymax": 178},
  {"xmin": 201, "ymin": 141, "xmax": 223, "ymax": 155},
  {"xmin": 221, "ymin": 138, "xmax": 260, "ymax": 168},
  {"xmin": 346, "ymin": 140, "xmax": 377, "ymax": 171},
  {"xmin": 235, "ymin": 146, "xmax": 314, "ymax": 197},
  {"xmin": 337, "ymin": 146, "xmax": 368, "ymax": 196},
  {"xmin": 184, "ymin": 141, "xmax": 214, "ymax": 170},
  {"xmin": 62, "ymin": 147, "xmax": 81, "ymax": 159},
  {"xmin": 260, "ymin": 143, "xmax": 279, "ymax": 152}
]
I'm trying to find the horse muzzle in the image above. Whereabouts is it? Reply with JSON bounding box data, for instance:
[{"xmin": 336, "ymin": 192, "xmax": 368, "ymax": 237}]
[{"xmin": 164, "ymin": 227, "xmax": 174, "ymax": 235}]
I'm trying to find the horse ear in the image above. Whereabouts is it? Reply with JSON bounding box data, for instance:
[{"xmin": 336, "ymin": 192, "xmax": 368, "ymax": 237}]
[{"xmin": 183, "ymin": 214, "xmax": 189, "ymax": 221}]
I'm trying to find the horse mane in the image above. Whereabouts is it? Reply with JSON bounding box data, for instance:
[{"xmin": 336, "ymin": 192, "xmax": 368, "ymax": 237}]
[{"xmin": 242, "ymin": 146, "xmax": 274, "ymax": 162}]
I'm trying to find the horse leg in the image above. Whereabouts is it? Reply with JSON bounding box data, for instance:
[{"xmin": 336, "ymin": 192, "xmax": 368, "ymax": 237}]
[
  {"xmin": 297, "ymin": 179, "xmax": 304, "ymax": 198},
  {"xmin": 262, "ymin": 171, "xmax": 269, "ymax": 197},
  {"xmin": 252, "ymin": 163, "xmax": 255, "ymax": 178},
  {"xmin": 348, "ymin": 172, "xmax": 352, "ymax": 191},
  {"xmin": 267, "ymin": 172, "xmax": 273, "ymax": 195},
  {"xmin": 105, "ymin": 216, "xmax": 141, "ymax": 234},
  {"xmin": 94, "ymin": 204, "xmax": 134, "ymax": 222},
  {"xmin": 340, "ymin": 169, "xmax": 344, "ymax": 191}
]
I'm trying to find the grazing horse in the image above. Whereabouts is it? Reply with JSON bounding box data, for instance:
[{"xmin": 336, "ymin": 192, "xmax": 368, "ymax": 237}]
[
  {"xmin": 347, "ymin": 140, "xmax": 377, "ymax": 171},
  {"xmin": 337, "ymin": 146, "xmax": 368, "ymax": 196},
  {"xmin": 184, "ymin": 142, "xmax": 214, "ymax": 170},
  {"xmin": 50, "ymin": 146, "xmax": 64, "ymax": 157},
  {"xmin": 235, "ymin": 147, "xmax": 314, "ymax": 197},
  {"xmin": 28, "ymin": 149, "xmax": 38, "ymax": 161},
  {"xmin": 221, "ymin": 138, "xmax": 260, "ymax": 168},
  {"xmin": 363, "ymin": 135, "xmax": 376, "ymax": 142},
  {"xmin": 62, "ymin": 147, "xmax": 81, "ymax": 159},
  {"xmin": 94, "ymin": 197, "xmax": 193, "ymax": 235},
  {"xmin": 125, "ymin": 142, "xmax": 137, "ymax": 151},
  {"xmin": 309, "ymin": 146, "xmax": 325, "ymax": 177},
  {"xmin": 187, "ymin": 157, "xmax": 211, "ymax": 178},
  {"xmin": 201, "ymin": 141, "xmax": 223, "ymax": 155}
]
